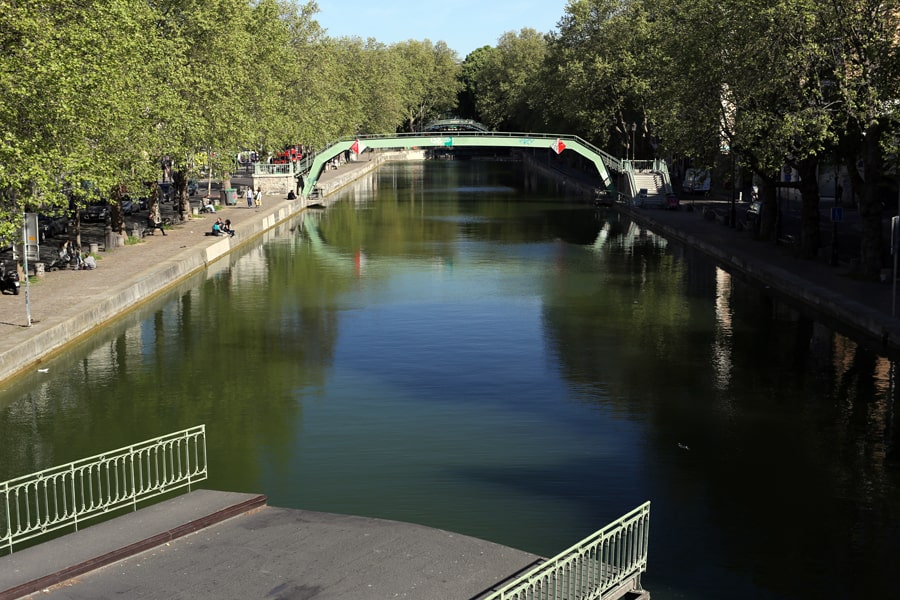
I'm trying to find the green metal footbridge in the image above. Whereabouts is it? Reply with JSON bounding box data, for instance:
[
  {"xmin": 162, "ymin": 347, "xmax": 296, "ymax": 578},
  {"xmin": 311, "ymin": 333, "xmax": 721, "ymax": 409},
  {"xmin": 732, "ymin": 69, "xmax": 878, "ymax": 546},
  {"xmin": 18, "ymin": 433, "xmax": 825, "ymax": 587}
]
[{"xmin": 295, "ymin": 132, "xmax": 626, "ymax": 199}]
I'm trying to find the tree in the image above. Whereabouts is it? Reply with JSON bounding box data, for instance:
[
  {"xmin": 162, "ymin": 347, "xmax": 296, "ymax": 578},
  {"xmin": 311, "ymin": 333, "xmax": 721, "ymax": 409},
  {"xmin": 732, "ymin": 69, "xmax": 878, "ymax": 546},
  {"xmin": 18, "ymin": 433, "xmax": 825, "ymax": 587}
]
[
  {"xmin": 471, "ymin": 29, "xmax": 547, "ymax": 132},
  {"xmin": 647, "ymin": 0, "xmax": 839, "ymax": 256},
  {"xmin": 458, "ymin": 46, "xmax": 494, "ymax": 122},
  {"xmin": 0, "ymin": 0, "xmax": 166, "ymax": 246},
  {"xmin": 393, "ymin": 40, "xmax": 462, "ymax": 131},
  {"xmin": 823, "ymin": 0, "xmax": 900, "ymax": 276},
  {"xmin": 539, "ymin": 0, "xmax": 654, "ymax": 150}
]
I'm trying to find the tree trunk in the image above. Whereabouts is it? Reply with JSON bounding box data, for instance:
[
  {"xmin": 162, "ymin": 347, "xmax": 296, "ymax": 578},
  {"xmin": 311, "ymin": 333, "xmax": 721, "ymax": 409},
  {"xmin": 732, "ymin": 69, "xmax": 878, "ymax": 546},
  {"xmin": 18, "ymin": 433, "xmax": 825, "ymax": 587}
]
[
  {"xmin": 796, "ymin": 155, "xmax": 821, "ymax": 259},
  {"xmin": 174, "ymin": 169, "xmax": 190, "ymax": 221},
  {"xmin": 149, "ymin": 182, "xmax": 161, "ymax": 225},
  {"xmin": 845, "ymin": 121, "xmax": 887, "ymax": 278},
  {"xmin": 758, "ymin": 173, "xmax": 778, "ymax": 241},
  {"xmin": 108, "ymin": 184, "xmax": 126, "ymax": 249},
  {"xmin": 109, "ymin": 184, "xmax": 125, "ymax": 234},
  {"xmin": 859, "ymin": 136, "xmax": 883, "ymax": 279}
]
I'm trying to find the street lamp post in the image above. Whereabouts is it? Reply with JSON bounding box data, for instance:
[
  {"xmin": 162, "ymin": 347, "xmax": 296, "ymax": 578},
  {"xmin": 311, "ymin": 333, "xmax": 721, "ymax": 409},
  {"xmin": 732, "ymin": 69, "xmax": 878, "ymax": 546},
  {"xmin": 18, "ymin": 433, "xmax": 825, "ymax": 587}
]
[
  {"xmin": 21, "ymin": 213, "xmax": 31, "ymax": 327},
  {"xmin": 893, "ymin": 180, "xmax": 899, "ymax": 317}
]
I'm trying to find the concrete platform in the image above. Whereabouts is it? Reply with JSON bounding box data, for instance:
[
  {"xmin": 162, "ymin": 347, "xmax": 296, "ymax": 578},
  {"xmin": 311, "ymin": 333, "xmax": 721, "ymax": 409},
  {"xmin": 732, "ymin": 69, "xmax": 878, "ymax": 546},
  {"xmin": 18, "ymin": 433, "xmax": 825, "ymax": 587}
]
[{"xmin": 0, "ymin": 490, "xmax": 542, "ymax": 600}]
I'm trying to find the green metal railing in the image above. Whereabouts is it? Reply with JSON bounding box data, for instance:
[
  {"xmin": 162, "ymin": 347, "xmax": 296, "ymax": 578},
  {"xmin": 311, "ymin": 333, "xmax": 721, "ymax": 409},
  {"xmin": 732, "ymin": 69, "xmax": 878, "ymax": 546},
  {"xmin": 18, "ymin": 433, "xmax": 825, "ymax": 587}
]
[
  {"xmin": 0, "ymin": 425, "xmax": 207, "ymax": 555},
  {"xmin": 255, "ymin": 162, "xmax": 297, "ymax": 176},
  {"xmin": 480, "ymin": 501, "xmax": 650, "ymax": 600}
]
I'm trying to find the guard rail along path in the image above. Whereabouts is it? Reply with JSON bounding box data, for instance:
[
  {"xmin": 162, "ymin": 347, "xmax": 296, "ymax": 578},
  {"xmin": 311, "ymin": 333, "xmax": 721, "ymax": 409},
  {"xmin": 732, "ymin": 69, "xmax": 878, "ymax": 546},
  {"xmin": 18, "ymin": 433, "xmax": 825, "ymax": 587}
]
[
  {"xmin": 1, "ymin": 425, "xmax": 207, "ymax": 555},
  {"xmin": 478, "ymin": 501, "xmax": 651, "ymax": 600}
]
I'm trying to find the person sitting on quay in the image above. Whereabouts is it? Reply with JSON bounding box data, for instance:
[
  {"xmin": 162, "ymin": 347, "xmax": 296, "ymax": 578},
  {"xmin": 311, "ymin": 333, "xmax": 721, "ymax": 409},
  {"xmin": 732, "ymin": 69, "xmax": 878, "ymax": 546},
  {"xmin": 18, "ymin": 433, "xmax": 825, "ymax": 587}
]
[
  {"xmin": 207, "ymin": 218, "xmax": 224, "ymax": 236},
  {"xmin": 222, "ymin": 219, "xmax": 235, "ymax": 237},
  {"xmin": 287, "ymin": 189, "xmax": 297, "ymax": 200}
]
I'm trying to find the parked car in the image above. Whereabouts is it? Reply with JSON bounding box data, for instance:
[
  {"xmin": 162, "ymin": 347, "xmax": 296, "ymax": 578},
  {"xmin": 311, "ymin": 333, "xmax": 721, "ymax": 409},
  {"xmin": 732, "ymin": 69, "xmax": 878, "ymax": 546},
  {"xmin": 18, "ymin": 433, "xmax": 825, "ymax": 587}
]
[
  {"xmin": 82, "ymin": 201, "xmax": 111, "ymax": 222},
  {"xmin": 120, "ymin": 197, "xmax": 136, "ymax": 215},
  {"xmin": 38, "ymin": 214, "xmax": 69, "ymax": 240},
  {"xmin": 158, "ymin": 182, "xmax": 174, "ymax": 203}
]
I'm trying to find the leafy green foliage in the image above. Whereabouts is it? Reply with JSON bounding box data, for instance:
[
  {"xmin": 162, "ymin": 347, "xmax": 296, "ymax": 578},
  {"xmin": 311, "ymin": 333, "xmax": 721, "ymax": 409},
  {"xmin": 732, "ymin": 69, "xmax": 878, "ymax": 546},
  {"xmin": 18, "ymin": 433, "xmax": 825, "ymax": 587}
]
[
  {"xmin": 471, "ymin": 29, "xmax": 547, "ymax": 132},
  {"xmin": 393, "ymin": 39, "xmax": 462, "ymax": 131},
  {"xmin": 0, "ymin": 0, "xmax": 462, "ymax": 239}
]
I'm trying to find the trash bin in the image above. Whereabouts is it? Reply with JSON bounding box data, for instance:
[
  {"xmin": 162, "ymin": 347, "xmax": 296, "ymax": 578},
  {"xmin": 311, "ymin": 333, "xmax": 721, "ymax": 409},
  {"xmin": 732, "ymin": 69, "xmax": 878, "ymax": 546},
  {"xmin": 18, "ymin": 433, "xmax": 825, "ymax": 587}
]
[{"xmin": 223, "ymin": 188, "xmax": 237, "ymax": 206}]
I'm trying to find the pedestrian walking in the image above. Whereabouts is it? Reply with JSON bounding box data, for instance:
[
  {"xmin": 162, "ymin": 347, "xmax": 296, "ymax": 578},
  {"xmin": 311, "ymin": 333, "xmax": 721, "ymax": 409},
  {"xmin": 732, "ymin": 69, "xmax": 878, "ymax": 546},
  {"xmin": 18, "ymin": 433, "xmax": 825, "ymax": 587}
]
[
  {"xmin": 148, "ymin": 213, "xmax": 167, "ymax": 236},
  {"xmin": 246, "ymin": 186, "xmax": 253, "ymax": 208},
  {"xmin": 254, "ymin": 186, "xmax": 262, "ymax": 208}
]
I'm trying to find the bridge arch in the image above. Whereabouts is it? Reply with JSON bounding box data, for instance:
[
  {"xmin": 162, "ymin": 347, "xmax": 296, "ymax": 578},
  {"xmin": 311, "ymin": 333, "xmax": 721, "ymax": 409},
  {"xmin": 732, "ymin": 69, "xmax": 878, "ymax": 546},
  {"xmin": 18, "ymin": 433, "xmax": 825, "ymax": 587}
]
[{"xmin": 297, "ymin": 132, "xmax": 624, "ymax": 198}]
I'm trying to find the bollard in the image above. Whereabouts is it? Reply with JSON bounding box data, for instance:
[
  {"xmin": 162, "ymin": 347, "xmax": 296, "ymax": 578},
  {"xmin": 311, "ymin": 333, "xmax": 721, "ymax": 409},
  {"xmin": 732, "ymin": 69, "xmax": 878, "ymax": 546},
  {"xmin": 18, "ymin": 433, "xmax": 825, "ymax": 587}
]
[
  {"xmin": 33, "ymin": 262, "xmax": 45, "ymax": 277},
  {"xmin": 89, "ymin": 242, "xmax": 99, "ymax": 255}
]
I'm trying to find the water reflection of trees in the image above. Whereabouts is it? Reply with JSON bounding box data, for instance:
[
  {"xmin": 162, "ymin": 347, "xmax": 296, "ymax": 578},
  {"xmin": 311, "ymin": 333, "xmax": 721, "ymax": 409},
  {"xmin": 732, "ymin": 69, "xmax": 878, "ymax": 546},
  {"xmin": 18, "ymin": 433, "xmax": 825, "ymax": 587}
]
[{"xmin": 540, "ymin": 214, "xmax": 900, "ymax": 598}]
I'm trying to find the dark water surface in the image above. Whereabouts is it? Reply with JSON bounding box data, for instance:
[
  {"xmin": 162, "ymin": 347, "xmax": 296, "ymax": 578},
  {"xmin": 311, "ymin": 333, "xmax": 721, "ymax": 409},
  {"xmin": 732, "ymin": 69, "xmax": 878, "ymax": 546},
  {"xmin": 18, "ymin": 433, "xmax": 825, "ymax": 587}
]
[{"xmin": 1, "ymin": 161, "xmax": 898, "ymax": 599}]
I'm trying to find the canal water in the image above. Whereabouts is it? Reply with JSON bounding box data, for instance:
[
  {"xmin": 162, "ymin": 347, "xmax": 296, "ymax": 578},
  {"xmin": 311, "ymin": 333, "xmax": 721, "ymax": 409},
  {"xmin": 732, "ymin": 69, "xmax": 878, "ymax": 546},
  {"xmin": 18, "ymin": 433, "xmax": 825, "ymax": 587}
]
[{"xmin": 1, "ymin": 161, "xmax": 898, "ymax": 599}]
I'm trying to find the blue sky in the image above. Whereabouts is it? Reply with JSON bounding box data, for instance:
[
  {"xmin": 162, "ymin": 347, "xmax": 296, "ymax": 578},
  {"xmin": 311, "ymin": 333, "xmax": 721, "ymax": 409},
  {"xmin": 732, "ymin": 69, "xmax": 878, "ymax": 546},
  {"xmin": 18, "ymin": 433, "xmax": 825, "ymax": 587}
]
[{"xmin": 315, "ymin": 0, "xmax": 570, "ymax": 58}]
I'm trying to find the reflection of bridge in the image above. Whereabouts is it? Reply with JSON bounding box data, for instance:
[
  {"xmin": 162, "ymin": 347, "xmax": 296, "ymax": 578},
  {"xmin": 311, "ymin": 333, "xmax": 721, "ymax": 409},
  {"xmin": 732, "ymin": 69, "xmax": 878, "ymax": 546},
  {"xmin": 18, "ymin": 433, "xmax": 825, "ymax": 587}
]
[{"xmin": 296, "ymin": 132, "xmax": 628, "ymax": 198}]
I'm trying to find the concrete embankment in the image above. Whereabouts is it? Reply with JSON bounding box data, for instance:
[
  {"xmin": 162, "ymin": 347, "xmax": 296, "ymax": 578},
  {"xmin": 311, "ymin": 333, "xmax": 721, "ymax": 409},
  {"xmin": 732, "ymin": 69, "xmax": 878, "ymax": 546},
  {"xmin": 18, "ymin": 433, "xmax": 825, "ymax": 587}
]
[
  {"xmin": 0, "ymin": 155, "xmax": 386, "ymax": 386},
  {"xmin": 618, "ymin": 203, "xmax": 900, "ymax": 354},
  {"xmin": 519, "ymin": 150, "xmax": 899, "ymax": 353}
]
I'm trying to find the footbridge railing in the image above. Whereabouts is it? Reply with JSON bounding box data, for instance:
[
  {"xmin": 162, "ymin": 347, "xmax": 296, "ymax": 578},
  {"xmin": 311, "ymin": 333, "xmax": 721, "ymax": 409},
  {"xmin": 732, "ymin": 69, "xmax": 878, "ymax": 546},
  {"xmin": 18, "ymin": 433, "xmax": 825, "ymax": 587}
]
[
  {"xmin": 298, "ymin": 132, "xmax": 627, "ymax": 198},
  {"xmin": 478, "ymin": 501, "xmax": 650, "ymax": 600},
  {"xmin": 0, "ymin": 425, "xmax": 207, "ymax": 555}
]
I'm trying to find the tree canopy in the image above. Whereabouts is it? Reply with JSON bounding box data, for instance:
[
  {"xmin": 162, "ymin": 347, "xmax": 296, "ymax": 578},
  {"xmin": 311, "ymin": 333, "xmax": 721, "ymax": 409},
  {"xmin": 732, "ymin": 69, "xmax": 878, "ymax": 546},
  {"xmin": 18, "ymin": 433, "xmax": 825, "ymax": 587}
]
[
  {"xmin": 3, "ymin": 0, "xmax": 899, "ymax": 277},
  {"xmin": 0, "ymin": 0, "xmax": 463, "ymax": 240}
]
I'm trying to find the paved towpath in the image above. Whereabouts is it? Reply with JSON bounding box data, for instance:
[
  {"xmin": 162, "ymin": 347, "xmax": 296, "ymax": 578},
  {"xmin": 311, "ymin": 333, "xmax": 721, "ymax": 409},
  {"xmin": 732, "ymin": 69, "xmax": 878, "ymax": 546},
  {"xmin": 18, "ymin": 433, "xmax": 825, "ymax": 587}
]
[{"xmin": 0, "ymin": 158, "xmax": 379, "ymax": 385}]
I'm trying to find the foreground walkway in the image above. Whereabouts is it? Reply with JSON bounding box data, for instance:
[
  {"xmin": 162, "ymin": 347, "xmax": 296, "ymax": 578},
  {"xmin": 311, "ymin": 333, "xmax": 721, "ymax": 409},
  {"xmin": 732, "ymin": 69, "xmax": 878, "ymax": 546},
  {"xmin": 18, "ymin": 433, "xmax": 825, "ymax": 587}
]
[{"xmin": 0, "ymin": 490, "xmax": 541, "ymax": 600}]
